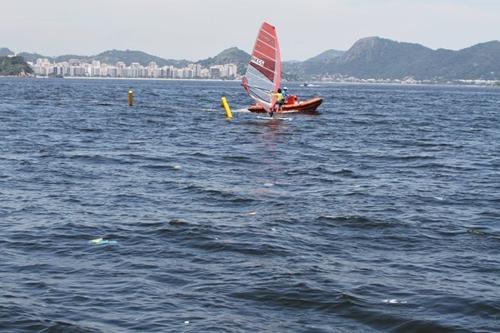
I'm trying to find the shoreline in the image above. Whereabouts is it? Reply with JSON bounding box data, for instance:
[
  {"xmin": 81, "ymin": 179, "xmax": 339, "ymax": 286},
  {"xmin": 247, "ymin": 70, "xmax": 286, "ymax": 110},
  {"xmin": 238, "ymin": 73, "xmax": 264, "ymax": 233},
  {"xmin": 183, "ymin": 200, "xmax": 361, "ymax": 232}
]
[{"xmin": 1, "ymin": 75, "xmax": 499, "ymax": 88}]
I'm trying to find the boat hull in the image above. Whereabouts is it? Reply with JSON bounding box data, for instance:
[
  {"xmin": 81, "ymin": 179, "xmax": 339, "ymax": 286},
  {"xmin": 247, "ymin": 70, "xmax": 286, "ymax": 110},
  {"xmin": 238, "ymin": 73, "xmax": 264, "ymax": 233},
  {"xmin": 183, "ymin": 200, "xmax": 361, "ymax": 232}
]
[{"xmin": 248, "ymin": 97, "xmax": 323, "ymax": 114}]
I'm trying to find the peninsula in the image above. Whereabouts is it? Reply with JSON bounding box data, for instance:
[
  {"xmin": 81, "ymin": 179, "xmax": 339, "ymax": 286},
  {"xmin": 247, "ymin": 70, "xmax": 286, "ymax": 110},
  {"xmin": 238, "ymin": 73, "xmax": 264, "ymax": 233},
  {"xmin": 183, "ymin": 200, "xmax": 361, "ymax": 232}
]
[{"xmin": 0, "ymin": 56, "xmax": 32, "ymax": 76}]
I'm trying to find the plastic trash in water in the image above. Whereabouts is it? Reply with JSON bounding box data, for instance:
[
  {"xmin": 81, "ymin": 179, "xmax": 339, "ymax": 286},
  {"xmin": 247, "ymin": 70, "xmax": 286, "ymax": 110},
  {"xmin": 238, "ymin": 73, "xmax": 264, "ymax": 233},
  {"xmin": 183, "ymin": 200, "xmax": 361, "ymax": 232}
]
[{"xmin": 89, "ymin": 238, "xmax": 118, "ymax": 245}]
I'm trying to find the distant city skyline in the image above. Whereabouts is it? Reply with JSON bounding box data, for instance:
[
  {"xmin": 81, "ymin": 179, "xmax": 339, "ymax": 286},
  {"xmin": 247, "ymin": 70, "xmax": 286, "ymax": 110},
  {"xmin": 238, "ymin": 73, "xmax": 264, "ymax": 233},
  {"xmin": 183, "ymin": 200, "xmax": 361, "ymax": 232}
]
[
  {"xmin": 1, "ymin": 0, "xmax": 499, "ymax": 61},
  {"xmin": 30, "ymin": 58, "xmax": 238, "ymax": 79}
]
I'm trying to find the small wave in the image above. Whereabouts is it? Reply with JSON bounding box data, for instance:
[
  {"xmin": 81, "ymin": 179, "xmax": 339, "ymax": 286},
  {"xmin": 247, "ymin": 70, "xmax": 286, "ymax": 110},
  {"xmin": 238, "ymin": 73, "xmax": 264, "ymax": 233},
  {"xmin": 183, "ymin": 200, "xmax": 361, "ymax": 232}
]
[
  {"xmin": 142, "ymin": 164, "xmax": 183, "ymax": 171},
  {"xmin": 181, "ymin": 184, "xmax": 256, "ymax": 204},
  {"xmin": 365, "ymin": 153, "xmax": 437, "ymax": 162},
  {"xmin": 284, "ymin": 168, "xmax": 310, "ymax": 176},
  {"xmin": 222, "ymin": 155, "xmax": 253, "ymax": 162},
  {"xmin": 0, "ymin": 305, "xmax": 102, "ymax": 332},
  {"xmin": 230, "ymin": 283, "xmax": 359, "ymax": 312},
  {"xmin": 410, "ymin": 162, "xmax": 477, "ymax": 171},
  {"xmin": 117, "ymin": 154, "xmax": 171, "ymax": 163},
  {"xmin": 75, "ymin": 127, "xmax": 104, "ymax": 133},
  {"xmin": 465, "ymin": 226, "xmax": 500, "ymax": 240},
  {"xmin": 65, "ymin": 154, "xmax": 130, "ymax": 165},
  {"xmin": 127, "ymin": 140, "xmax": 145, "ymax": 145},
  {"xmin": 415, "ymin": 141, "xmax": 461, "ymax": 148},
  {"xmin": 196, "ymin": 240, "xmax": 292, "ymax": 257},
  {"xmin": 169, "ymin": 218, "xmax": 190, "ymax": 226},
  {"xmin": 359, "ymin": 313, "xmax": 461, "ymax": 333},
  {"xmin": 332, "ymin": 168, "xmax": 356, "ymax": 176},
  {"xmin": 145, "ymin": 118, "xmax": 168, "ymax": 126},
  {"xmin": 316, "ymin": 215, "xmax": 398, "ymax": 229},
  {"xmin": 396, "ymin": 154, "xmax": 436, "ymax": 161}
]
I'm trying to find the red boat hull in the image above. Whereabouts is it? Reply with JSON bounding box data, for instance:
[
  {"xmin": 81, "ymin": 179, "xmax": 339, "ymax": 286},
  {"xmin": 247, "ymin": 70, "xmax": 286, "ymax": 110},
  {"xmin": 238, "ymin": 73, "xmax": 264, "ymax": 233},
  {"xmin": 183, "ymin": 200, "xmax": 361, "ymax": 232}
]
[{"xmin": 248, "ymin": 97, "xmax": 323, "ymax": 114}]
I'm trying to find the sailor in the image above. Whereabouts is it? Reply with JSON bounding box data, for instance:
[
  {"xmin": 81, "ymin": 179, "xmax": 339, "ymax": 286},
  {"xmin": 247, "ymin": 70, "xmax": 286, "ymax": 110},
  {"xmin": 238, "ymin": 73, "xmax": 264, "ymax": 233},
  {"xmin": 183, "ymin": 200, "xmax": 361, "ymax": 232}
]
[
  {"xmin": 282, "ymin": 87, "xmax": 289, "ymax": 103},
  {"xmin": 271, "ymin": 88, "xmax": 285, "ymax": 117}
]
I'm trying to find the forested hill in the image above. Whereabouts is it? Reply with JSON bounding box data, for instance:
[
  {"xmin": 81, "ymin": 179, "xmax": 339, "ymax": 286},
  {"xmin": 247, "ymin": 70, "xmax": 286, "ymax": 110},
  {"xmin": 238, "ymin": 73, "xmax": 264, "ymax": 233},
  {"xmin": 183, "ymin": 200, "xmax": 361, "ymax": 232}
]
[{"xmin": 0, "ymin": 56, "xmax": 33, "ymax": 76}]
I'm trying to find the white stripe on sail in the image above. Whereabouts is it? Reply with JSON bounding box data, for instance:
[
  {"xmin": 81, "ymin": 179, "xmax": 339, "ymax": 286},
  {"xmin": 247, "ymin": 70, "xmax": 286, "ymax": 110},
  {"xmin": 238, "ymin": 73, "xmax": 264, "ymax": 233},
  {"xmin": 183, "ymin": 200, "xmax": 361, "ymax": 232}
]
[
  {"xmin": 253, "ymin": 49, "xmax": 277, "ymax": 64},
  {"xmin": 256, "ymin": 38, "xmax": 277, "ymax": 50},
  {"xmin": 260, "ymin": 28, "xmax": 276, "ymax": 40}
]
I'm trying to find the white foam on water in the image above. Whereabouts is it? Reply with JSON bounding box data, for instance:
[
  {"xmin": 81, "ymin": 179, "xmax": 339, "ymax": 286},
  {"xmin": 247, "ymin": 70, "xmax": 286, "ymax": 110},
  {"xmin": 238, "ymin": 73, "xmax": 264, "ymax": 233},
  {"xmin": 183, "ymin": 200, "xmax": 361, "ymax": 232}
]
[
  {"xmin": 382, "ymin": 299, "xmax": 407, "ymax": 304},
  {"xmin": 232, "ymin": 108, "xmax": 250, "ymax": 113},
  {"xmin": 89, "ymin": 238, "xmax": 118, "ymax": 245}
]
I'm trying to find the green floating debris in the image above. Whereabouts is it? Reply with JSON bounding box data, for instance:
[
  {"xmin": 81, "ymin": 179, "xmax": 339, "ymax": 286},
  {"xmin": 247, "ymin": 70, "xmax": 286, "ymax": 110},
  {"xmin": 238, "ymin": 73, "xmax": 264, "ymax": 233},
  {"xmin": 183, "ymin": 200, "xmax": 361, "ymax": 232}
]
[{"xmin": 89, "ymin": 238, "xmax": 118, "ymax": 245}]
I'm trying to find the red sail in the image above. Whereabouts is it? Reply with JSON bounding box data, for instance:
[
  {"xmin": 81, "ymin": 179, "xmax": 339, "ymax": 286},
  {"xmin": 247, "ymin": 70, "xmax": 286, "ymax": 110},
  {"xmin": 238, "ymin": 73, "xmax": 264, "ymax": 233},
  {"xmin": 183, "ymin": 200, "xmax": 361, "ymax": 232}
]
[{"xmin": 242, "ymin": 22, "xmax": 281, "ymax": 112}]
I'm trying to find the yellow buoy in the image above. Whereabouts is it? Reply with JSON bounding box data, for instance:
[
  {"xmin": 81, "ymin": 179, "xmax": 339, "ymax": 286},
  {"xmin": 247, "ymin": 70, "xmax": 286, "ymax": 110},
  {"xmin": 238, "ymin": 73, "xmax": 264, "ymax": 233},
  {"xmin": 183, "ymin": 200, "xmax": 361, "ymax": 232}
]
[
  {"xmin": 128, "ymin": 89, "xmax": 134, "ymax": 106},
  {"xmin": 221, "ymin": 96, "xmax": 233, "ymax": 119}
]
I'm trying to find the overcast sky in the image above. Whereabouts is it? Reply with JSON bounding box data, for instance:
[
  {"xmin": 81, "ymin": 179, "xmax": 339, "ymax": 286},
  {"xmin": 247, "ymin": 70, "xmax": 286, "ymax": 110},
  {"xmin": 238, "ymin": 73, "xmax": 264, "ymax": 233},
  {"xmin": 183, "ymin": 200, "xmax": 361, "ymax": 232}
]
[{"xmin": 1, "ymin": 0, "xmax": 499, "ymax": 61}]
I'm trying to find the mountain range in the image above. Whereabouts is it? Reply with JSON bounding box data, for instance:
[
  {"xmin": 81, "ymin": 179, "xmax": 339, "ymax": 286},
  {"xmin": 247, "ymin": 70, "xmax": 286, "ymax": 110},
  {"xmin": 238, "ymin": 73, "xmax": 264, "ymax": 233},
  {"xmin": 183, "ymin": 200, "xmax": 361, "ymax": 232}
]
[
  {"xmin": 2, "ymin": 37, "xmax": 500, "ymax": 80},
  {"xmin": 289, "ymin": 37, "xmax": 500, "ymax": 81}
]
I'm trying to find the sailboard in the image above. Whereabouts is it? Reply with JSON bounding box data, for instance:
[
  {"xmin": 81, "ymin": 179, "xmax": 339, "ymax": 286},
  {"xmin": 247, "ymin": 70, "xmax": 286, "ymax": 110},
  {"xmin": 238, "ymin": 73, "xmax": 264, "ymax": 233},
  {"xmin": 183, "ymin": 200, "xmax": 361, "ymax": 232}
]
[
  {"xmin": 242, "ymin": 22, "xmax": 281, "ymax": 113},
  {"xmin": 256, "ymin": 116, "xmax": 292, "ymax": 121}
]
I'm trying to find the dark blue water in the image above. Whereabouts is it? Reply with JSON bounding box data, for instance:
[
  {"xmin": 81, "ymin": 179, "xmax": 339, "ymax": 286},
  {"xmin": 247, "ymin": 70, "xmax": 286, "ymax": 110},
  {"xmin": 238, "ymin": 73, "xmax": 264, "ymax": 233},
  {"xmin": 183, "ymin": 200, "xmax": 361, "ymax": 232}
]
[{"xmin": 1, "ymin": 78, "xmax": 499, "ymax": 332}]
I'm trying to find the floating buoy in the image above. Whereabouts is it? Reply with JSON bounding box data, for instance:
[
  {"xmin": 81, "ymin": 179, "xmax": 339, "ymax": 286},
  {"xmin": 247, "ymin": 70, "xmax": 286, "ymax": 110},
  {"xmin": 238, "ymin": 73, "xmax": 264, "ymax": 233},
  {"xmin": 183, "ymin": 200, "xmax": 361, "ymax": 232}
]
[
  {"xmin": 220, "ymin": 96, "xmax": 233, "ymax": 119},
  {"xmin": 128, "ymin": 89, "xmax": 134, "ymax": 106}
]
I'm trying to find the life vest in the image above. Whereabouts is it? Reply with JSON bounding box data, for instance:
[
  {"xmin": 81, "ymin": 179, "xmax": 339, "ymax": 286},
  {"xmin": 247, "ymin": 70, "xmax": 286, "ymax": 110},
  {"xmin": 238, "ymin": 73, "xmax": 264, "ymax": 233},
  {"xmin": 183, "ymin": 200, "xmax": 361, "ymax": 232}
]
[{"xmin": 274, "ymin": 92, "xmax": 284, "ymax": 102}]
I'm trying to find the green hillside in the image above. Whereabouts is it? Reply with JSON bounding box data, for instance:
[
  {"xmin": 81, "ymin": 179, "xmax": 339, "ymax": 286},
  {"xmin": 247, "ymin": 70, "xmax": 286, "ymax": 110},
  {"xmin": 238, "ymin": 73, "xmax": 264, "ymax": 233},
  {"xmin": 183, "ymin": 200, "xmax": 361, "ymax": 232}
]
[
  {"xmin": 0, "ymin": 56, "xmax": 33, "ymax": 75},
  {"xmin": 197, "ymin": 47, "xmax": 250, "ymax": 74}
]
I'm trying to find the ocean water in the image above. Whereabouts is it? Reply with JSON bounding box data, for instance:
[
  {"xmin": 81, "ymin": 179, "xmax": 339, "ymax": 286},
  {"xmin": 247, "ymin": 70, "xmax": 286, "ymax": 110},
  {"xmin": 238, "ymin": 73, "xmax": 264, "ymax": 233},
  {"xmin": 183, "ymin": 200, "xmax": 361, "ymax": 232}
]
[{"xmin": 0, "ymin": 78, "xmax": 499, "ymax": 332}]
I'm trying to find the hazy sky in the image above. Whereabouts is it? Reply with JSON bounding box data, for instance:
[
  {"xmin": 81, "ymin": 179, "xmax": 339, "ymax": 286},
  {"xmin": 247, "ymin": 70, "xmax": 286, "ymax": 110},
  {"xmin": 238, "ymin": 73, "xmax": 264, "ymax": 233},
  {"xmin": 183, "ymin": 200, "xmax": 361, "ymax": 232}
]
[{"xmin": 1, "ymin": 0, "xmax": 499, "ymax": 61}]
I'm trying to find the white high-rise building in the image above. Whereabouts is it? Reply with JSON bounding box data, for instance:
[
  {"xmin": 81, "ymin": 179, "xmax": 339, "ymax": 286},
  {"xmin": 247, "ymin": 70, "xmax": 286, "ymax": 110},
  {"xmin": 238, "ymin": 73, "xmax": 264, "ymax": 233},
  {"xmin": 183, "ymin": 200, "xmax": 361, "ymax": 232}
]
[
  {"xmin": 200, "ymin": 68, "xmax": 210, "ymax": 78},
  {"xmin": 116, "ymin": 62, "xmax": 126, "ymax": 77},
  {"xmin": 129, "ymin": 62, "xmax": 141, "ymax": 78},
  {"xmin": 29, "ymin": 57, "xmax": 241, "ymax": 79},
  {"xmin": 209, "ymin": 66, "xmax": 221, "ymax": 79},
  {"xmin": 225, "ymin": 64, "xmax": 238, "ymax": 78},
  {"xmin": 147, "ymin": 62, "xmax": 158, "ymax": 77}
]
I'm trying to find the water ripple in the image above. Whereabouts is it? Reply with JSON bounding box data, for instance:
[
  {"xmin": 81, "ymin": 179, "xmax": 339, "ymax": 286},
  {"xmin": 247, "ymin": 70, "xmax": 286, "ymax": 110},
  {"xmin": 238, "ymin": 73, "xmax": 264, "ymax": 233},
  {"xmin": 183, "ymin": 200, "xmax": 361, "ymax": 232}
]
[{"xmin": 1, "ymin": 78, "xmax": 499, "ymax": 332}]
